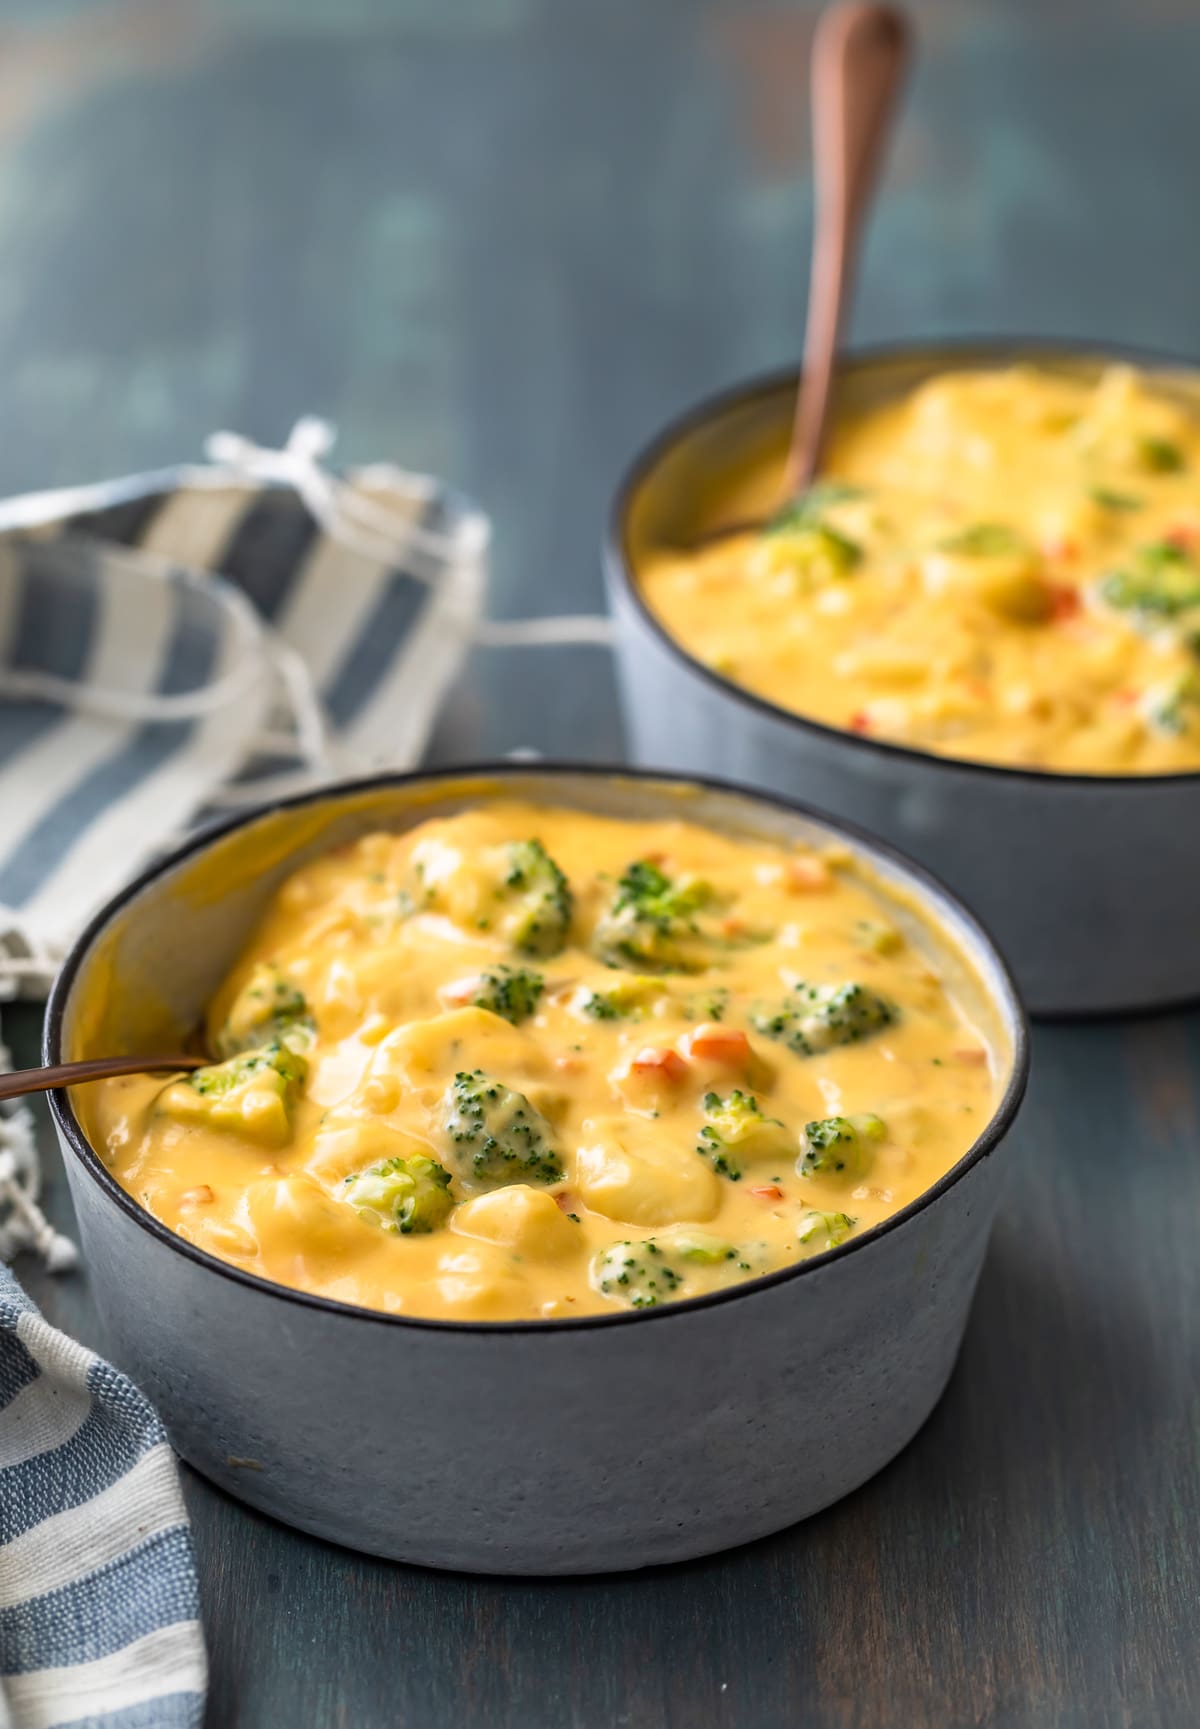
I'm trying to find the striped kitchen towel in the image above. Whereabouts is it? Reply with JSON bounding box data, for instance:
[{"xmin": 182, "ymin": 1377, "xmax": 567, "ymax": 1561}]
[
  {"xmin": 0, "ymin": 417, "xmax": 492, "ymax": 993},
  {"xmin": 0, "ymin": 1265, "xmax": 205, "ymax": 1729}
]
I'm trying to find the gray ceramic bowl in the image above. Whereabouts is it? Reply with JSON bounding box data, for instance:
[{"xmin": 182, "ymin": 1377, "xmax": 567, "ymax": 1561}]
[
  {"xmin": 606, "ymin": 340, "xmax": 1200, "ymax": 1016},
  {"xmin": 46, "ymin": 765, "xmax": 1027, "ymax": 1575}
]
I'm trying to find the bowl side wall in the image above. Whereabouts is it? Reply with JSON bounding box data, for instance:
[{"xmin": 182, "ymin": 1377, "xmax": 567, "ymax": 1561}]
[{"xmin": 59, "ymin": 1114, "xmax": 1007, "ymax": 1573}]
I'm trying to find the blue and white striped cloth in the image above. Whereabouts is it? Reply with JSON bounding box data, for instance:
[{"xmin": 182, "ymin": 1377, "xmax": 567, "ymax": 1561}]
[
  {"xmin": 0, "ymin": 1266, "xmax": 205, "ymax": 1729},
  {"xmin": 0, "ymin": 421, "xmax": 493, "ymax": 1724},
  {"xmin": 0, "ymin": 419, "xmax": 490, "ymax": 991}
]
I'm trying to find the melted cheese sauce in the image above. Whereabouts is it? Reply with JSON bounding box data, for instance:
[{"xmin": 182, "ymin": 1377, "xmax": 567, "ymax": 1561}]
[
  {"xmin": 88, "ymin": 804, "xmax": 1003, "ymax": 1321},
  {"xmin": 641, "ymin": 364, "xmax": 1200, "ymax": 773}
]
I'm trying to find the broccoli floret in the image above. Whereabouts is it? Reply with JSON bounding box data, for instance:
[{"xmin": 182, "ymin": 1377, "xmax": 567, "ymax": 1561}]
[
  {"xmin": 406, "ymin": 834, "xmax": 571, "ymax": 956},
  {"xmin": 469, "ymin": 965, "xmax": 545, "ymax": 1025},
  {"xmin": 1089, "ymin": 486, "xmax": 1144, "ymax": 513},
  {"xmin": 591, "ymin": 1239, "xmax": 684, "ymax": 1308},
  {"xmin": 1099, "ymin": 541, "xmax": 1200, "ymax": 620},
  {"xmin": 767, "ymin": 481, "xmax": 865, "ymax": 533},
  {"xmin": 752, "ymin": 981, "xmax": 894, "ymax": 1056},
  {"xmin": 593, "ymin": 859, "xmax": 714, "ymax": 973},
  {"xmin": 173, "ymin": 1040, "xmax": 308, "ymax": 1147},
  {"xmin": 1135, "ymin": 435, "xmax": 1185, "ymax": 474},
  {"xmin": 939, "ymin": 522, "xmax": 1028, "ymax": 558},
  {"xmin": 444, "ymin": 1070, "xmax": 564, "ymax": 1188},
  {"xmin": 697, "ymin": 1090, "xmax": 793, "ymax": 1181},
  {"xmin": 214, "ymin": 962, "xmax": 314, "ymax": 1058},
  {"xmin": 343, "ymin": 1155, "xmax": 454, "ymax": 1234},
  {"xmin": 503, "ymin": 839, "xmax": 572, "ymax": 957},
  {"xmin": 672, "ymin": 1231, "xmax": 738, "ymax": 1265},
  {"xmin": 760, "ymin": 521, "xmax": 861, "ymax": 586},
  {"xmin": 764, "ymin": 485, "xmax": 865, "ymax": 586},
  {"xmin": 796, "ymin": 1210, "xmax": 856, "ymax": 1255},
  {"xmin": 799, "ymin": 1113, "xmax": 886, "ymax": 1182},
  {"xmin": 576, "ymin": 975, "xmax": 662, "ymax": 1021},
  {"xmin": 1142, "ymin": 670, "xmax": 1200, "ymax": 737},
  {"xmin": 591, "ymin": 1231, "xmax": 745, "ymax": 1308},
  {"xmin": 855, "ymin": 919, "xmax": 904, "ymax": 957}
]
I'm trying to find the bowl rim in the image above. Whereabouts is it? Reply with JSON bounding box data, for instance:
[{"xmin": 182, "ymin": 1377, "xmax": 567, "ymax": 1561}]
[
  {"xmin": 45, "ymin": 760, "xmax": 1030, "ymax": 1335},
  {"xmin": 606, "ymin": 333, "xmax": 1200, "ymax": 789}
]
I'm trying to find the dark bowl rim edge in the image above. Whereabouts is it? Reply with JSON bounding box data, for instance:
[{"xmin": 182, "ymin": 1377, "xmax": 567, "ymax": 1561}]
[{"xmin": 44, "ymin": 760, "xmax": 1031, "ymax": 1336}]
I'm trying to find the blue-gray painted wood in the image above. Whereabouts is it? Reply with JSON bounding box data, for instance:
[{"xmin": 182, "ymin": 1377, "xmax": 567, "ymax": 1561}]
[{"xmin": 5, "ymin": 0, "xmax": 1200, "ymax": 1721}]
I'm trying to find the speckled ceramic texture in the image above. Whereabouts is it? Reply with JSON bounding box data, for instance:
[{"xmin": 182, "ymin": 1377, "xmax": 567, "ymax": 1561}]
[
  {"xmin": 46, "ymin": 767, "xmax": 1027, "ymax": 1575},
  {"xmin": 606, "ymin": 342, "xmax": 1200, "ymax": 1018}
]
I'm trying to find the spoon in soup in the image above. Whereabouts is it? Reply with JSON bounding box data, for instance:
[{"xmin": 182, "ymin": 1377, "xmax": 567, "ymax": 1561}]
[
  {"xmin": 688, "ymin": 0, "xmax": 911, "ymax": 547},
  {"xmin": 0, "ymin": 1052, "xmax": 206, "ymax": 1102}
]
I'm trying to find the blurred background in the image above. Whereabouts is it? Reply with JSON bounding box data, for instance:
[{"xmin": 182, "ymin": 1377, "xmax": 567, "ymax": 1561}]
[{"xmin": 0, "ymin": 0, "xmax": 1194, "ymax": 756}]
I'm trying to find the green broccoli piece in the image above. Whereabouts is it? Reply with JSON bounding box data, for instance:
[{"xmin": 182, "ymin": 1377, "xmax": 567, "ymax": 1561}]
[
  {"xmin": 1099, "ymin": 541, "xmax": 1200, "ymax": 620},
  {"xmin": 343, "ymin": 1155, "xmax": 454, "ymax": 1235},
  {"xmin": 939, "ymin": 522, "xmax": 1028, "ymax": 557},
  {"xmin": 469, "ymin": 965, "xmax": 544, "ymax": 1025},
  {"xmin": 444, "ymin": 1070, "xmax": 564, "ymax": 1188},
  {"xmin": 1089, "ymin": 486, "xmax": 1144, "ymax": 513},
  {"xmin": 214, "ymin": 962, "xmax": 314, "ymax": 1058},
  {"xmin": 175, "ymin": 1040, "xmax": 307, "ymax": 1147},
  {"xmin": 1142, "ymin": 670, "xmax": 1200, "ymax": 737},
  {"xmin": 767, "ymin": 481, "xmax": 865, "ymax": 533},
  {"xmin": 796, "ymin": 1210, "xmax": 856, "ymax": 1255},
  {"xmin": 752, "ymin": 981, "xmax": 895, "ymax": 1056},
  {"xmin": 672, "ymin": 1231, "xmax": 738, "ymax": 1265},
  {"xmin": 576, "ymin": 975, "xmax": 662, "ymax": 1021},
  {"xmin": 761, "ymin": 522, "xmax": 862, "ymax": 585},
  {"xmin": 697, "ymin": 1090, "xmax": 793, "ymax": 1181},
  {"xmin": 503, "ymin": 839, "xmax": 572, "ymax": 957},
  {"xmin": 799, "ymin": 1113, "xmax": 886, "ymax": 1182},
  {"xmin": 593, "ymin": 859, "xmax": 713, "ymax": 973},
  {"xmin": 591, "ymin": 1239, "xmax": 684, "ymax": 1308},
  {"xmin": 1135, "ymin": 435, "xmax": 1185, "ymax": 474}
]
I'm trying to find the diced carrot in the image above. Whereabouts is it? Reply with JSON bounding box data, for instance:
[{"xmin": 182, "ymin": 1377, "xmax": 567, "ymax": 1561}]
[
  {"xmin": 554, "ymin": 1191, "xmax": 580, "ymax": 1213},
  {"xmin": 750, "ymin": 1184, "xmax": 784, "ymax": 1201},
  {"xmin": 786, "ymin": 856, "xmax": 831, "ymax": 893},
  {"xmin": 849, "ymin": 710, "xmax": 872, "ymax": 734},
  {"xmin": 953, "ymin": 1047, "xmax": 988, "ymax": 1067},
  {"xmin": 1042, "ymin": 537, "xmax": 1080, "ymax": 562},
  {"xmin": 683, "ymin": 1024, "xmax": 751, "ymax": 1065},
  {"xmin": 1113, "ymin": 687, "xmax": 1140, "ymax": 707},
  {"xmin": 1166, "ymin": 524, "xmax": 1197, "ymax": 552},
  {"xmin": 630, "ymin": 1046, "xmax": 688, "ymax": 1082},
  {"xmin": 719, "ymin": 916, "xmax": 746, "ymax": 938},
  {"xmin": 1046, "ymin": 582, "xmax": 1082, "ymax": 621},
  {"xmin": 554, "ymin": 1054, "xmax": 586, "ymax": 1074}
]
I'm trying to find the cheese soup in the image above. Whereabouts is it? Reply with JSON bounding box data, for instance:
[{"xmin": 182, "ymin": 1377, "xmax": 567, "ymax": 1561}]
[
  {"xmin": 641, "ymin": 365, "xmax": 1200, "ymax": 772},
  {"xmin": 87, "ymin": 803, "xmax": 1003, "ymax": 1321}
]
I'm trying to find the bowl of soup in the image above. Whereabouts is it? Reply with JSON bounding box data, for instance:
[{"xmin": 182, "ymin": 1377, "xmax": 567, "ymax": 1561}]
[
  {"xmin": 606, "ymin": 342, "xmax": 1200, "ymax": 1013},
  {"xmin": 46, "ymin": 765, "xmax": 1026, "ymax": 1573}
]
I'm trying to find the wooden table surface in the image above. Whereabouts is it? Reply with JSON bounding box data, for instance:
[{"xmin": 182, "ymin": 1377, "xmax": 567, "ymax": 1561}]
[
  {"xmin": 14, "ymin": 1002, "xmax": 1200, "ymax": 1728},
  {"xmin": 3, "ymin": 1, "xmax": 1200, "ymax": 1723}
]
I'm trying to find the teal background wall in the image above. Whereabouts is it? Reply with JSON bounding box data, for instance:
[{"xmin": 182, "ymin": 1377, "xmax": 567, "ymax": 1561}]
[{"xmin": 0, "ymin": 0, "xmax": 1194, "ymax": 751}]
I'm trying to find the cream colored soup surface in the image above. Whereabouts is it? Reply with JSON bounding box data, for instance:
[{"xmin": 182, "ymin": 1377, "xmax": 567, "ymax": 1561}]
[
  {"xmin": 641, "ymin": 364, "xmax": 1200, "ymax": 773},
  {"xmin": 89, "ymin": 803, "xmax": 1003, "ymax": 1321}
]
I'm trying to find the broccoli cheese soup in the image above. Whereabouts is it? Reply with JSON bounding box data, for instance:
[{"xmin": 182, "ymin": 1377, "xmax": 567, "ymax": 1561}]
[
  {"xmin": 87, "ymin": 803, "xmax": 1003, "ymax": 1321},
  {"xmin": 641, "ymin": 364, "xmax": 1200, "ymax": 773}
]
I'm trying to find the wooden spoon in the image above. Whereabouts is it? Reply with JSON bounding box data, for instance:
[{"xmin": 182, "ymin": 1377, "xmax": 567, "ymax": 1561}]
[
  {"xmin": 0, "ymin": 1053, "xmax": 206, "ymax": 1103},
  {"xmin": 689, "ymin": 1, "xmax": 911, "ymax": 546}
]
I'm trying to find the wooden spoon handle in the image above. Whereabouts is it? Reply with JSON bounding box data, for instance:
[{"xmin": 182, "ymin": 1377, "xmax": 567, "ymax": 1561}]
[
  {"xmin": 788, "ymin": 2, "xmax": 911, "ymax": 492},
  {"xmin": 0, "ymin": 1053, "xmax": 205, "ymax": 1102}
]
